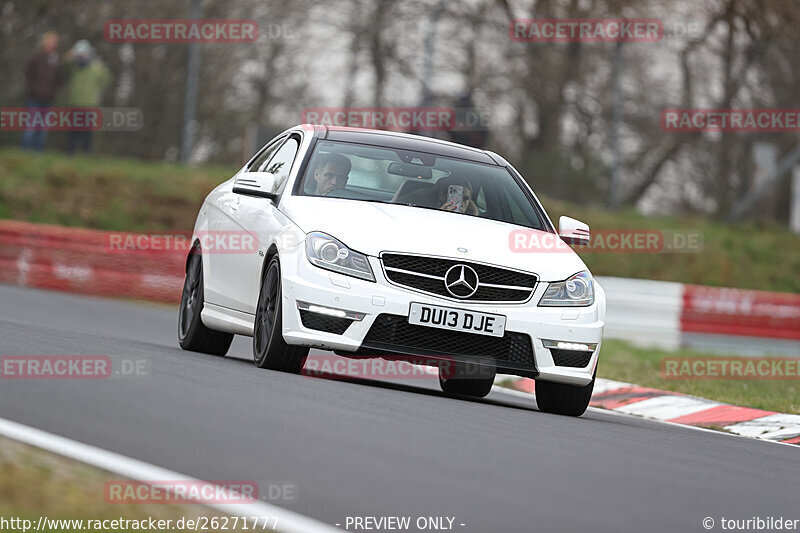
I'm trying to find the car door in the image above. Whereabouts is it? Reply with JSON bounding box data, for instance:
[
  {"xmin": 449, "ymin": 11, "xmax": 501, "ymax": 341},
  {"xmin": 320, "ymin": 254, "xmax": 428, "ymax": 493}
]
[
  {"xmin": 217, "ymin": 134, "xmax": 302, "ymax": 314},
  {"xmin": 203, "ymin": 135, "xmax": 285, "ymax": 309}
]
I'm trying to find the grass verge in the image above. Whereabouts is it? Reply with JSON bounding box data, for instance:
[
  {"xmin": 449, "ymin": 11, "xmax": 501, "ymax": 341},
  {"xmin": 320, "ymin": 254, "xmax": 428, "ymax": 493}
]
[
  {"xmin": 0, "ymin": 435, "xmax": 271, "ymax": 532},
  {"xmin": 0, "ymin": 148, "xmax": 235, "ymax": 232},
  {"xmin": 596, "ymin": 339, "xmax": 800, "ymax": 414},
  {"xmin": 498, "ymin": 340, "xmax": 798, "ymax": 414}
]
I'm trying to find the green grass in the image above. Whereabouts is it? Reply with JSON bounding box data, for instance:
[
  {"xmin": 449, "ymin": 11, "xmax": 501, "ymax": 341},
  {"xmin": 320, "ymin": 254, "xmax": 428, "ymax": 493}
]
[
  {"xmin": 0, "ymin": 148, "xmax": 236, "ymax": 232},
  {"xmin": 596, "ymin": 339, "xmax": 800, "ymax": 414},
  {"xmin": 0, "ymin": 436, "xmax": 256, "ymax": 532},
  {"xmin": 1, "ymin": 147, "xmax": 799, "ymax": 292}
]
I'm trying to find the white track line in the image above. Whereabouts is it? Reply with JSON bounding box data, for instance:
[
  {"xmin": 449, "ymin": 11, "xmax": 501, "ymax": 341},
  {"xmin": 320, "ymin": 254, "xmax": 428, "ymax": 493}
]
[{"xmin": 0, "ymin": 416, "xmax": 342, "ymax": 533}]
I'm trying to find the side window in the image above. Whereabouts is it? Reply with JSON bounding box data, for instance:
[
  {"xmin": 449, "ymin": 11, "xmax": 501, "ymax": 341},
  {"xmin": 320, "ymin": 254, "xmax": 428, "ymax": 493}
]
[
  {"xmin": 263, "ymin": 136, "xmax": 300, "ymax": 194},
  {"xmin": 247, "ymin": 136, "xmax": 285, "ymax": 173}
]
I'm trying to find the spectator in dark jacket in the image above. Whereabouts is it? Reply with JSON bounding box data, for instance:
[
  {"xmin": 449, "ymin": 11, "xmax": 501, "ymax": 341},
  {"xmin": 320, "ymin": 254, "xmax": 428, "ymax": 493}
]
[{"xmin": 22, "ymin": 31, "xmax": 64, "ymax": 151}]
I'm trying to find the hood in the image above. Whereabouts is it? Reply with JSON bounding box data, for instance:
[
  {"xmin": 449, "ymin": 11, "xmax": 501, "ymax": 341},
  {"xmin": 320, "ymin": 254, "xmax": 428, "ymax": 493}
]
[{"xmin": 280, "ymin": 196, "xmax": 587, "ymax": 281}]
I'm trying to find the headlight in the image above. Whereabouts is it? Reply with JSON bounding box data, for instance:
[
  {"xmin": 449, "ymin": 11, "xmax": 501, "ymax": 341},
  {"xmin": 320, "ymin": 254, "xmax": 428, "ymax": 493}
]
[
  {"xmin": 539, "ymin": 271, "xmax": 594, "ymax": 307},
  {"xmin": 305, "ymin": 232, "xmax": 375, "ymax": 282}
]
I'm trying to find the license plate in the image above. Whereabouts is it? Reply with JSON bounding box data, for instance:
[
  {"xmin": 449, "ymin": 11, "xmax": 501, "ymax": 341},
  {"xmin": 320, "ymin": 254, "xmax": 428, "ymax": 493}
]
[{"xmin": 408, "ymin": 303, "xmax": 506, "ymax": 337}]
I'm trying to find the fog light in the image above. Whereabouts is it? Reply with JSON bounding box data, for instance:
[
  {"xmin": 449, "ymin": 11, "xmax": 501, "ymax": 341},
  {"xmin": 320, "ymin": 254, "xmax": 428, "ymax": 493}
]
[
  {"xmin": 296, "ymin": 301, "xmax": 364, "ymax": 321},
  {"xmin": 542, "ymin": 340, "xmax": 597, "ymax": 352},
  {"xmin": 309, "ymin": 305, "xmax": 346, "ymax": 318}
]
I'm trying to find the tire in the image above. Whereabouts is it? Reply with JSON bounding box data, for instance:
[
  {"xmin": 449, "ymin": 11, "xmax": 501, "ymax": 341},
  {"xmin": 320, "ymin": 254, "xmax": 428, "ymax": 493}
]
[
  {"xmin": 535, "ymin": 372, "xmax": 595, "ymax": 417},
  {"xmin": 438, "ymin": 361, "xmax": 496, "ymax": 398},
  {"xmin": 178, "ymin": 251, "xmax": 234, "ymax": 356},
  {"xmin": 253, "ymin": 256, "xmax": 308, "ymax": 372}
]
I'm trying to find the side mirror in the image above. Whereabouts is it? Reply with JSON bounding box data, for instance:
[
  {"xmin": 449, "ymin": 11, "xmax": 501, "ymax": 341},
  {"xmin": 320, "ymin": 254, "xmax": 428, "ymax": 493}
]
[
  {"xmin": 558, "ymin": 216, "xmax": 590, "ymax": 246},
  {"xmin": 232, "ymin": 172, "xmax": 279, "ymax": 200}
]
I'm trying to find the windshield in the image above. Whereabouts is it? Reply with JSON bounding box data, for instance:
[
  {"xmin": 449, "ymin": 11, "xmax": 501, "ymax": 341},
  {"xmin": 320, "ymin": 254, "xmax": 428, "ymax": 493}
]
[{"xmin": 296, "ymin": 140, "xmax": 546, "ymax": 230}]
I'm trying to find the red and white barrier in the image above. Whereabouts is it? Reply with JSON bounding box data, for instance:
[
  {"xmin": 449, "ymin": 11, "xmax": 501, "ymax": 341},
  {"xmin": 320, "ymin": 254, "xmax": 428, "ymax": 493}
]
[
  {"xmin": 597, "ymin": 276, "xmax": 800, "ymax": 356},
  {"xmin": 0, "ymin": 220, "xmax": 185, "ymax": 303},
  {"xmin": 681, "ymin": 284, "xmax": 800, "ymax": 341},
  {"xmin": 1, "ymin": 221, "xmax": 798, "ymax": 355}
]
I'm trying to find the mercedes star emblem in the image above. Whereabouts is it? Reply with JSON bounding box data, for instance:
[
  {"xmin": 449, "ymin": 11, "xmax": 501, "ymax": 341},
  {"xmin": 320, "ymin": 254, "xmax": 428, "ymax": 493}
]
[{"xmin": 444, "ymin": 265, "xmax": 479, "ymax": 298}]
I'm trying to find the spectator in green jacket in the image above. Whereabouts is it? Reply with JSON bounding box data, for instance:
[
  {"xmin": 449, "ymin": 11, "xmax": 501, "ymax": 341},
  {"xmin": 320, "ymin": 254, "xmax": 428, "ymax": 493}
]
[{"xmin": 65, "ymin": 40, "xmax": 112, "ymax": 153}]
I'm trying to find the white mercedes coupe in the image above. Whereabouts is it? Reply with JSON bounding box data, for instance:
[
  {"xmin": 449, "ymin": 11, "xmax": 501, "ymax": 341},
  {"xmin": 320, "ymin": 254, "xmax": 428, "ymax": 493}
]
[{"xmin": 178, "ymin": 124, "xmax": 605, "ymax": 416}]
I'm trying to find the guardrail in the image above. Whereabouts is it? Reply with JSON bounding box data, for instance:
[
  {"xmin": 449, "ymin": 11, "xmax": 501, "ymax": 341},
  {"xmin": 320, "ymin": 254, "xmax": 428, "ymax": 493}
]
[{"xmin": 2, "ymin": 220, "xmax": 798, "ymax": 355}]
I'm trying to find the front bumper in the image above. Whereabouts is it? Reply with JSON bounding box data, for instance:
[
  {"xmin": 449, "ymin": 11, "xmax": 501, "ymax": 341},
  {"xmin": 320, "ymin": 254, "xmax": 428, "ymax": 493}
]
[{"xmin": 280, "ymin": 247, "xmax": 605, "ymax": 386}]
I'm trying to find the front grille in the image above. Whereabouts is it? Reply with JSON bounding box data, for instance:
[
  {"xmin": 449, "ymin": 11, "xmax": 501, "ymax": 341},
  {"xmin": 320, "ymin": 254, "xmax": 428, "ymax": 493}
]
[
  {"xmin": 550, "ymin": 349, "xmax": 592, "ymax": 368},
  {"xmin": 381, "ymin": 253, "xmax": 537, "ymax": 302},
  {"xmin": 299, "ymin": 310, "xmax": 352, "ymax": 335},
  {"xmin": 361, "ymin": 314, "xmax": 535, "ymax": 366}
]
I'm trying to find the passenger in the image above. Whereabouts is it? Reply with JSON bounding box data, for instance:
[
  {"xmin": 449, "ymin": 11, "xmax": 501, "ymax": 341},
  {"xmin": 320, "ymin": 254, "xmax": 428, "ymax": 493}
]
[{"xmin": 399, "ymin": 176, "xmax": 479, "ymax": 215}]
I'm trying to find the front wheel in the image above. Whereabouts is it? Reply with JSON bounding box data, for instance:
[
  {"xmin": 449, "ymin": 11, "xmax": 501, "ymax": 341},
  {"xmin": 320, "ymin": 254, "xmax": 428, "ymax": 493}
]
[
  {"xmin": 534, "ymin": 372, "xmax": 595, "ymax": 417},
  {"xmin": 253, "ymin": 257, "xmax": 308, "ymax": 372},
  {"xmin": 178, "ymin": 251, "xmax": 234, "ymax": 355}
]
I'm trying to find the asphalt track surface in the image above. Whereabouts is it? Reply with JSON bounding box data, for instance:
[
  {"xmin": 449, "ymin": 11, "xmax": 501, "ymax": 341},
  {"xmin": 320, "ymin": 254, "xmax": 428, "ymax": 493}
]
[{"xmin": 1, "ymin": 284, "xmax": 798, "ymax": 533}]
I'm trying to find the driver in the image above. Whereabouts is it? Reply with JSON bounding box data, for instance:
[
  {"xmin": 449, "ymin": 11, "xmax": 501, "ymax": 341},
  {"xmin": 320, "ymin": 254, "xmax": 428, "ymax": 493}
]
[{"xmin": 311, "ymin": 153, "xmax": 351, "ymax": 195}]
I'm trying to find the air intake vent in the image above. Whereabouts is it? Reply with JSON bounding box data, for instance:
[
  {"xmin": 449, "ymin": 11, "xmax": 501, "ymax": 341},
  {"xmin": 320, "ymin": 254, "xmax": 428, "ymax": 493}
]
[{"xmin": 550, "ymin": 349, "xmax": 592, "ymax": 368}]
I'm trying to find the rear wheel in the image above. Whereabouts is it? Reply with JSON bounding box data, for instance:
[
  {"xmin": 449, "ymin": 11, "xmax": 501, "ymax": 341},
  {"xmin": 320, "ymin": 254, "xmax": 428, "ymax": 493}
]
[
  {"xmin": 535, "ymin": 372, "xmax": 595, "ymax": 417},
  {"xmin": 438, "ymin": 362, "xmax": 496, "ymax": 398},
  {"xmin": 178, "ymin": 251, "xmax": 234, "ymax": 355},
  {"xmin": 253, "ymin": 257, "xmax": 308, "ymax": 372}
]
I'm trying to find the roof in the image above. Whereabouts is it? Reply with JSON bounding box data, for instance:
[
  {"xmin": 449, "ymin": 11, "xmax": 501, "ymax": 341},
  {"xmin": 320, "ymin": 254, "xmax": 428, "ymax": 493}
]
[{"xmin": 302, "ymin": 124, "xmax": 500, "ymax": 165}]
